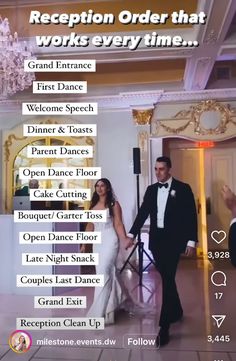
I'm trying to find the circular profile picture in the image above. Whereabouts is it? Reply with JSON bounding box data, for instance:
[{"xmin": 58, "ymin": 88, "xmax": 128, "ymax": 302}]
[{"xmin": 9, "ymin": 330, "xmax": 32, "ymax": 353}]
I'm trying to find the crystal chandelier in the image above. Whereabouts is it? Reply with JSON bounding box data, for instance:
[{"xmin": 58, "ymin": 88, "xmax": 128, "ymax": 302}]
[{"xmin": 0, "ymin": 15, "xmax": 36, "ymax": 99}]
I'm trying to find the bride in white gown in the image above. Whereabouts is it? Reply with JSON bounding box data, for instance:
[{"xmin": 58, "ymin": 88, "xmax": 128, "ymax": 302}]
[{"xmin": 81, "ymin": 178, "xmax": 136, "ymax": 324}]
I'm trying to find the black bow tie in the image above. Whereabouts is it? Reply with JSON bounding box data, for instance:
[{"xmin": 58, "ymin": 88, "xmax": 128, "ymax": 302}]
[{"xmin": 158, "ymin": 183, "xmax": 168, "ymax": 189}]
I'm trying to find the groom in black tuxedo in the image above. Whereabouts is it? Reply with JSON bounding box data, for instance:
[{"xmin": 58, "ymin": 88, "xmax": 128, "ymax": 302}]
[{"xmin": 128, "ymin": 156, "xmax": 198, "ymax": 347}]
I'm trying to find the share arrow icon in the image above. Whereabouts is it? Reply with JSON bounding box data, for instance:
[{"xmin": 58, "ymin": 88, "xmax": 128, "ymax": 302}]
[{"xmin": 212, "ymin": 315, "xmax": 226, "ymax": 328}]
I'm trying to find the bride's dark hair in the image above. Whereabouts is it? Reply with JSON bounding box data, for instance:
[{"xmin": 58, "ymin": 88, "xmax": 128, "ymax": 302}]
[{"xmin": 90, "ymin": 178, "xmax": 116, "ymax": 216}]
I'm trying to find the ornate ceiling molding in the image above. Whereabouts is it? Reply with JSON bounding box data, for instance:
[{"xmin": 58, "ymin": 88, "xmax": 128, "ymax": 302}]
[
  {"xmin": 203, "ymin": 29, "xmax": 218, "ymax": 45},
  {"xmin": 1, "ymin": 88, "xmax": 236, "ymax": 114},
  {"xmin": 151, "ymin": 99, "xmax": 236, "ymax": 140},
  {"xmin": 0, "ymin": 91, "xmax": 163, "ymax": 113},
  {"xmin": 202, "ymin": 0, "xmax": 233, "ymax": 45},
  {"xmin": 159, "ymin": 88, "xmax": 236, "ymax": 103},
  {"xmin": 184, "ymin": 0, "xmax": 236, "ymax": 90}
]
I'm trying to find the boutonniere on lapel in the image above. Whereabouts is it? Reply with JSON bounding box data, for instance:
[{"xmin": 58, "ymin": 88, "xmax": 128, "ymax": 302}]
[{"xmin": 170, "ymin": 189, "xmax": 176, "ymax": 197}]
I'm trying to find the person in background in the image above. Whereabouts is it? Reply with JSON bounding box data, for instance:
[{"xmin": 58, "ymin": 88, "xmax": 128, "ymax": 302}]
[
  {"xmin": 29, "ymin": 179, "xmax": 39, "ymax": 189},
  {"xmin": 15, "ymin": 179, "xmax": 39, "ymax": 195},
  {"xmin": 27, "ymin": 179, "xmax": 46, "ymax": 210},
  {"xmin": 221, "ymin": 185, "xmax": 236, "ymax": 267},
  {"xmin": 50, "ymin": 182, "xmax": 64, "ymax": 210}
]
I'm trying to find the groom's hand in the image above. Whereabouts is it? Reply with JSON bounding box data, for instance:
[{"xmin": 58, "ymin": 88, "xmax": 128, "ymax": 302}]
[
  {"xmin": 80, "ymin": 244, "xmax": 86, "ymax": 253},
  {"xmin": 185, "ymin": 245, "xmax": 195, "ymax": 257},
  {"xmin": 124, "ymin": 237, "xmax": 135, "ymax": 250}
]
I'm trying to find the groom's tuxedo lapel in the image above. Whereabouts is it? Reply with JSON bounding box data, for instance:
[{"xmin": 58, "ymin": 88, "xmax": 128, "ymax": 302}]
[
  {"xmin": 153, "ymin": 183, "xmax": 159, "ymax": 207},
  {"xmin": 153, "ymin": 183, "xmax": 158, "ymax": 215}
]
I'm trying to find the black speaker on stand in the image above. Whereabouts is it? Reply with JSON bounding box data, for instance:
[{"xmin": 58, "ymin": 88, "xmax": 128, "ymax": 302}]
[{"xmin": 120, "ymin": 148, "xmax": 155, "ymax": 286}]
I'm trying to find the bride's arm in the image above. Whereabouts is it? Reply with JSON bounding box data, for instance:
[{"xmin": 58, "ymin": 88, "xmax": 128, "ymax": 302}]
[
  {"xmin": 80, "ymin": 222, "xmax": 94, "ymax": 252},
  {"xmin": 113, "ymin": 201, "xmax": 134, "ymax": 249}
]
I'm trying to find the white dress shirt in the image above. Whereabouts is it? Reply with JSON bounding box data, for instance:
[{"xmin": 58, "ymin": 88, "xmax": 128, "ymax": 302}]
[
  {"xmin": 157, "ymin": 177, "xmax": 172, "ymax": 228},
  {"xmin": 230, "ymin": 218, "xmax": 236, "ymax": 226}
]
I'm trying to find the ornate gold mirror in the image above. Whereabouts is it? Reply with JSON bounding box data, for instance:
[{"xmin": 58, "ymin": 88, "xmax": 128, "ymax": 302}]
[{"xmin": 3, "ymin": 120, "xmax": 95, "ymax": 213}]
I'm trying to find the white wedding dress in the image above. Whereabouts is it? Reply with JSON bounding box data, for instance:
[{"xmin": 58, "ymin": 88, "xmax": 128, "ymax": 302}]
[{"xmin": 86, "ymin": 209, "xmax": 128, "ymax": 324}]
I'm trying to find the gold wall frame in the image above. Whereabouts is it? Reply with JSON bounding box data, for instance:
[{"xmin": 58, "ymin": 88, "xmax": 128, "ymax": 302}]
[
  {"xmin": 152, "ymin": 100, "xmax": 236, "ymax": 140},
  {"xmin": 3, "ymin": 119, "xmax": 95, "ymax": 213}
]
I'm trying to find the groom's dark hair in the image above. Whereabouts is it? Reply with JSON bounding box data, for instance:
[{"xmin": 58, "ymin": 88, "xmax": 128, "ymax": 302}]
[{"xmin": 156, "ymin": 156, "xmax": 172, "ymax": 168}]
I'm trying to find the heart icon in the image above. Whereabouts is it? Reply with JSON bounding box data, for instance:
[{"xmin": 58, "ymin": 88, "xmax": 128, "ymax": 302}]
[{"xmin": 211, "ymin": 230, "xmax": 226, "ymax": 244}]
